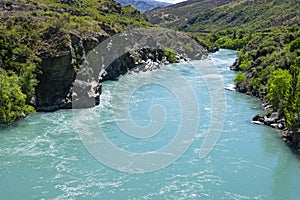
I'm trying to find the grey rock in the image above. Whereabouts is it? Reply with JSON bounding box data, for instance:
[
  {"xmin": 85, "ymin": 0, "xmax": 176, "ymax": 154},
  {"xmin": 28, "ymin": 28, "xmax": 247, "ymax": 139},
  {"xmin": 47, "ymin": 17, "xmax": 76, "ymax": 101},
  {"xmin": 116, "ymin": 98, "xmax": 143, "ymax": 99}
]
[{"xmin": 237, "ymin": 84, "xmax": 247, "ymax": 93}]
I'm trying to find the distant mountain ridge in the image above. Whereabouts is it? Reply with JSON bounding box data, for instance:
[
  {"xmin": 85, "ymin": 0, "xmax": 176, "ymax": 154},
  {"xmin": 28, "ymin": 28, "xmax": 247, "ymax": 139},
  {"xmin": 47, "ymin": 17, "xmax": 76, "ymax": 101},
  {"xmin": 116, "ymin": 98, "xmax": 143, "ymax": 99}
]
[{"xmin": 115, "ymin": 0, "xmax": 171, "ymax": 12}]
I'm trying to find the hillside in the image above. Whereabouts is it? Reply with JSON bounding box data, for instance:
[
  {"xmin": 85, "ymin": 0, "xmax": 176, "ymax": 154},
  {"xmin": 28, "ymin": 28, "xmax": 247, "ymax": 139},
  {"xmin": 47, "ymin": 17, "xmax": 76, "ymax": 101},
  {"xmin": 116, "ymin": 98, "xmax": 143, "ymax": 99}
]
[
  {"xmin": 0, "ymin": 0, "xmax": 151, "ymax": 124},
  {"xmin": 145, "ymin": 0, "xmax": 235, "ymax": 28},
  {"xmin": 181, "ymin": 0, "xmax": 300, "ymax": 32},
  {"xmin": 146, "ymin": 0, "xmax": 300, "ymax": 32},
  {"xmin": 115, "ymin": 0, "xmax": 171, "ymax": 12}
]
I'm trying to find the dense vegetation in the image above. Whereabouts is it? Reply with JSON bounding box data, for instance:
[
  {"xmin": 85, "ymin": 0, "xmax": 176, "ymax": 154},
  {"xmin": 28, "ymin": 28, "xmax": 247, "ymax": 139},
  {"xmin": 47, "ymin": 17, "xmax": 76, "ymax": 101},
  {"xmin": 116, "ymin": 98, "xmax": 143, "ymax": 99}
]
[
  {"xmin": 233, "ymin": 25, "xmax": 300, "ymax": 131},
  {"xmin": 0, "ymin": 0, "xmax": 150, "ymax": 124},
  {"xmin": 181, "ymin": 0, "xmax": 300, "ymax": 32}
]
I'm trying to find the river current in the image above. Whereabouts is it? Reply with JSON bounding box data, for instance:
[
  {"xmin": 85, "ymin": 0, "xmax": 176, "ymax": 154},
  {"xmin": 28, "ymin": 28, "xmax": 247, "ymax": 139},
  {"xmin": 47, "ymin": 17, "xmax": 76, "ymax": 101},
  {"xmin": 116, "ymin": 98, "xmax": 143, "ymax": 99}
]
[{"xmin": 0, "ymin": 49, "xmax": 299, "ymax": 199}]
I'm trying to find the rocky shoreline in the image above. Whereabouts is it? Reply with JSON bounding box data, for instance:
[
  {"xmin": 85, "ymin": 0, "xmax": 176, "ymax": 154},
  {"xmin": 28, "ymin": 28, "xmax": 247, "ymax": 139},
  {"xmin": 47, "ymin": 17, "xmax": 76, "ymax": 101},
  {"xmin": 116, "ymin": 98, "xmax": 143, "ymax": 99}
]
[
  {"xmin": 251, "ymin": 103, "xmax": 300, "ymax": 149},
  {"xmin": 34, "ymin": 25, "xmax": 208, "ymax": 112},
  {"xmin": 227, "ymin": 52, "xmax": 300, "ymax": 150},
  {"xmin": 227, "ymin": 79, "xmax": 300, "ymax": 150},
  {"xmin": 227, "ymin": 85, "xmax": 300, "ymax": 149}
]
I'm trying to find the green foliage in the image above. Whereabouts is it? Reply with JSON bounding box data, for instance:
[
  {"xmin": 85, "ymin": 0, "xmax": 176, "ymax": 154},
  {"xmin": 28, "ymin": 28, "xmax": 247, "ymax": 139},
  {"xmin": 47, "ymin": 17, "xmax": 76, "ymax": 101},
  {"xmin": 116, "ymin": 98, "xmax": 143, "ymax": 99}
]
[
  {"xmin": 233, "ymin": 72, "xmax": 246, "ymax": 87},
  {"xmin": 194, "ymin": 28, "xmax": 251, "ymax": 51},
  {"xmin": 164, "ymin": 48, "xmax": 177, "ymax": 63},
  {"xmin": 267, "ymin": 69, "xmax": 291, "ymax": 110},
  {"xmin": 0, "ymin": 72, "xmax": 34, "ymax": 124},
  {"xmin": 249, "ymin": 76, "xmax": 263, "ymax": 95},
  {"xmin": 239, "ymin": 59, "xmax": 251, "ymax": 71},
  {"xmin": 181, "ymin": 0, "xmax": 300, "ymax": 33},
  {"xmin": 230, "ymin": 24, "xmax": 300, "ymax": 129},
  {"xmin": 284, "ymin": 62, "xmax": 300, "ymax": 130},
  {"xmin": 289, "ymin": 37, "xmax": 300, "ymax": 52}
]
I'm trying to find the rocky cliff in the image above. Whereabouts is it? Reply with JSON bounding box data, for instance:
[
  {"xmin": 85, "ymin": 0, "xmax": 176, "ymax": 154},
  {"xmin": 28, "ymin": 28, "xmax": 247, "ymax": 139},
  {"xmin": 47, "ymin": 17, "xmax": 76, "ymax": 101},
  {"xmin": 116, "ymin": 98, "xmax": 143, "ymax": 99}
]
[
  {"xmin": 35, "ymin": 28, "xmax": 108, "ymax": 111},
  {"xmin": 0, "ymin": 0, "xmax": 151, "ymax": 123}
]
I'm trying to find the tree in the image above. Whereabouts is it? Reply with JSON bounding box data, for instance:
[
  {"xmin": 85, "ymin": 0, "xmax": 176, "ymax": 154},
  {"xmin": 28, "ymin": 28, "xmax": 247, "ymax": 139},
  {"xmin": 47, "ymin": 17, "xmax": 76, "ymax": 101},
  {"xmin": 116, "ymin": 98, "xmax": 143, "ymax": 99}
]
[
  {"xmin": 285, "ymin": 63, "xmax": 300, "ymax": 130},
  {"xmin": 234, "ymin": 71, "xmax": 246, "ymax": 87},
  {"xmin": 267, "ymin": 68, "xmax": 292, "ymax": 110},
  {"xmin": 0, "ymin": 72, "xmax": 34, "ymax": 124}
]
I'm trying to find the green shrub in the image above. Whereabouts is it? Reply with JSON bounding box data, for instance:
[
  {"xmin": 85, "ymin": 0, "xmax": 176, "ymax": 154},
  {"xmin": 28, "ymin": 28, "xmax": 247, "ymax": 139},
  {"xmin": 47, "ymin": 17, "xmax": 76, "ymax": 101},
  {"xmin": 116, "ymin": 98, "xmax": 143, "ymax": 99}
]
[
  {"xmin": 44, "ymin": 11, "xmax": 53, "ymax": 16},
  {"xmin": 164, "ymin": 48, "xmax": 177, "ymax": 63},
  {"xmin": 0, "ymin": 72, "xmax": 35, "ymax": 124},
  {"xmin": 289, "ymin": 37, "xmax": 300, "ymax": 52},
  {"xmin": 234, "ymin": 72, "xmax": 246, "ymax": 87},
  {"xmin": 267, "ymin": 69, "xmax": 292, "ymax": 110},
  {"xmin": 239, "ymin": 59, "xmax": 251, "ymax": 71}
]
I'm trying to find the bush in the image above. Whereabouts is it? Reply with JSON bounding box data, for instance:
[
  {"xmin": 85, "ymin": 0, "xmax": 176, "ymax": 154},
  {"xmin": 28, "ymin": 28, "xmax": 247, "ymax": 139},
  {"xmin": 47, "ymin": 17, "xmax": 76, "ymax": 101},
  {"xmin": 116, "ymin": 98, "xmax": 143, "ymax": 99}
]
[
  {"xmin": 289, "ymin": 37, "xmax": 300, "ymax": 52},
  {"xmin": 0, "ymin": 72, "xmax": 34, "ymax": 124},
  {"xmin": 234, "ymin": 72, "xmax": 246, "ymax": 87},
  {"xmin": 164, "ymin": 48, "xmax": 177, "ymax": 63},
  {"xmin": 239, "ymin": 58, "xmax": 251, "ymax": 71},
  {"xmin": 267, "ymin": 69, "xmax": 292, "ymax": 110}
]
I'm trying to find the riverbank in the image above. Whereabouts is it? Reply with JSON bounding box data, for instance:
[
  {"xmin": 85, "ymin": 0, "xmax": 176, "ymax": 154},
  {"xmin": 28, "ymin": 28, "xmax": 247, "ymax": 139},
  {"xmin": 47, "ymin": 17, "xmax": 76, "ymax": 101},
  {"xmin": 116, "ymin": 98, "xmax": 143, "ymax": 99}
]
[
  {"xmin": 228, "ymin": 25, "xmax": 300, "ymax": 150},
  {"xmin": 1, "ymin": 49, "xmax": 300, "ymax": 199}
]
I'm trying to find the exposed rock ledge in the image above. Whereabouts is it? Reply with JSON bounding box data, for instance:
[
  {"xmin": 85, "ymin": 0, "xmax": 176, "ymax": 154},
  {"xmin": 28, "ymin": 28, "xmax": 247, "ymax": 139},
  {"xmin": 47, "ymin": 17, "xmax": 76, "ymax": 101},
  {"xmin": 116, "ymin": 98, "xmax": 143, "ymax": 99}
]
[{"xmin": 100, "ymin": 48, "xmax": 190, "ymax": 81}]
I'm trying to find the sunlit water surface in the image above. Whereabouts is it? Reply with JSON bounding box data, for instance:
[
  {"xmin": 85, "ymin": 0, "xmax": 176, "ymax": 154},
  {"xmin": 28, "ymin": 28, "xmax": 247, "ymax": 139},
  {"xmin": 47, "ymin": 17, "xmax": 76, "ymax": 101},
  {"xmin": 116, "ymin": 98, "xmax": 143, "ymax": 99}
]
[{"xmin": 0, "ymin": 49, "xmax": 299, "ymax": 199}]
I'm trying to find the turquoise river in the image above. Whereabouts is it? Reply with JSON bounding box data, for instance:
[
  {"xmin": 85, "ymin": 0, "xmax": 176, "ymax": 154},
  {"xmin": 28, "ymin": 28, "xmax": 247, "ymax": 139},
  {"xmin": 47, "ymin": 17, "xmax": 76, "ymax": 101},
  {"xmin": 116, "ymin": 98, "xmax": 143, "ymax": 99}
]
[{"xmin": 0, "ymin": 49, "xmax": 300, "ymax": 199}]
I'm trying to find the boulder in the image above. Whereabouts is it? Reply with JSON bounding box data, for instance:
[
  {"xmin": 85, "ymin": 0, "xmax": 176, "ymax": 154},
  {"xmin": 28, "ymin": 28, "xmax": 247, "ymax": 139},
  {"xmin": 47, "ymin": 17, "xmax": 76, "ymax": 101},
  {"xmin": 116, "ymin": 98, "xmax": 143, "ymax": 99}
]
[
  {"xmin": 264, "ymin": 115, "xmax": 276, "ymax": 126},
  {"xmin": 237, "ymin": 84, "xmax": 247, "ymax": 93},
  {"xmin": 72, "ymin": 80, "xmax": 100, "ymax": 109},
  {"xmin": 252, "ymin": 114, "xmax": 264, "ymax": 122}
]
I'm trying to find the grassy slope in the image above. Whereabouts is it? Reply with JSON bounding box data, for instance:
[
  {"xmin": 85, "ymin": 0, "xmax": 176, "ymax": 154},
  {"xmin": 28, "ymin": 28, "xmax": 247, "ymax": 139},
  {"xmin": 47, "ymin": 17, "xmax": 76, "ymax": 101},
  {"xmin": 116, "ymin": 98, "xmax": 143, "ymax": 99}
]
[
  {"xmin": 181, "ymin": 0, "xmax": 300, "ymax": 32},
  {"xmin": 145, "ymin": 0, "xmax": 236, "ymax": 28}
]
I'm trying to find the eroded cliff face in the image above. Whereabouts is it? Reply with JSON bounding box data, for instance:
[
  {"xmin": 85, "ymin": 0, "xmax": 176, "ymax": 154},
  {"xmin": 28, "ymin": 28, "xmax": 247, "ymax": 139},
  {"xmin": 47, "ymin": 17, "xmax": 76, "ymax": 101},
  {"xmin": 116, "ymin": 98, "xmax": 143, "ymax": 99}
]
[{"xmin": 35, "ymin": 28, "xmax": 108, "ymax": 111}]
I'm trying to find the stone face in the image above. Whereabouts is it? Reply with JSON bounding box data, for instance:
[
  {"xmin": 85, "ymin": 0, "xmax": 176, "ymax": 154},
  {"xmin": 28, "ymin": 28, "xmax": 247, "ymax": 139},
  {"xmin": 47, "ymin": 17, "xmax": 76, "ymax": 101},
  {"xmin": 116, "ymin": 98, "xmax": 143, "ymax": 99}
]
[
  {"xmin": 35, "ymin": 32, "xmax": 108, "ymax": 111},
  {"xmin": 100, "ymin": 48, "xmax": 181, "ymax": 82},
  {"xmin": 72, "ymin": 80, "xmax": 100, "ymax": 109},
  {"xmin": 252, "ymin": 114, "xmax": 264, "ymax": 122},
  {"xmin": 35, "ymin": 54, "xmax": 75, "ymax": 111},
  {"xmin": 237, "ymin": 84, "xmax": 247, "ymax": 93}
]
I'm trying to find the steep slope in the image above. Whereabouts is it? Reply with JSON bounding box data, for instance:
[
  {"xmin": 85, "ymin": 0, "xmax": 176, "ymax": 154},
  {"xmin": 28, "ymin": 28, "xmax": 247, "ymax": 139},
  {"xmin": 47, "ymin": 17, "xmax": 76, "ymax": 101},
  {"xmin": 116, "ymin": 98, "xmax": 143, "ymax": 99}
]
[
  {"xmin": 145, "ymin": 0, "xmax": 235, "ymax": 28},
  {"xmin": 115, "ymin": 0, "xmax": 171, "ymax": 12},
  {"xmin": 182, "ymin": 0, "xmax": 300, "ymax": 32}
]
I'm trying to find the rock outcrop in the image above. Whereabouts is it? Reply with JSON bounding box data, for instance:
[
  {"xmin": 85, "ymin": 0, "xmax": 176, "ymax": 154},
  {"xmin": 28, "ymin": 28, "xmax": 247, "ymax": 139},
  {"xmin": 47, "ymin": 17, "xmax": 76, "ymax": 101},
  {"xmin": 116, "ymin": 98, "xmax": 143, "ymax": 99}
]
[
  {"xmin": 100, "ymin": 48, "xmax": 187, "ymax": 81},
  {"xmin": 35, "ymin": 28, "xmax": 108, "ymax": 111}
]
